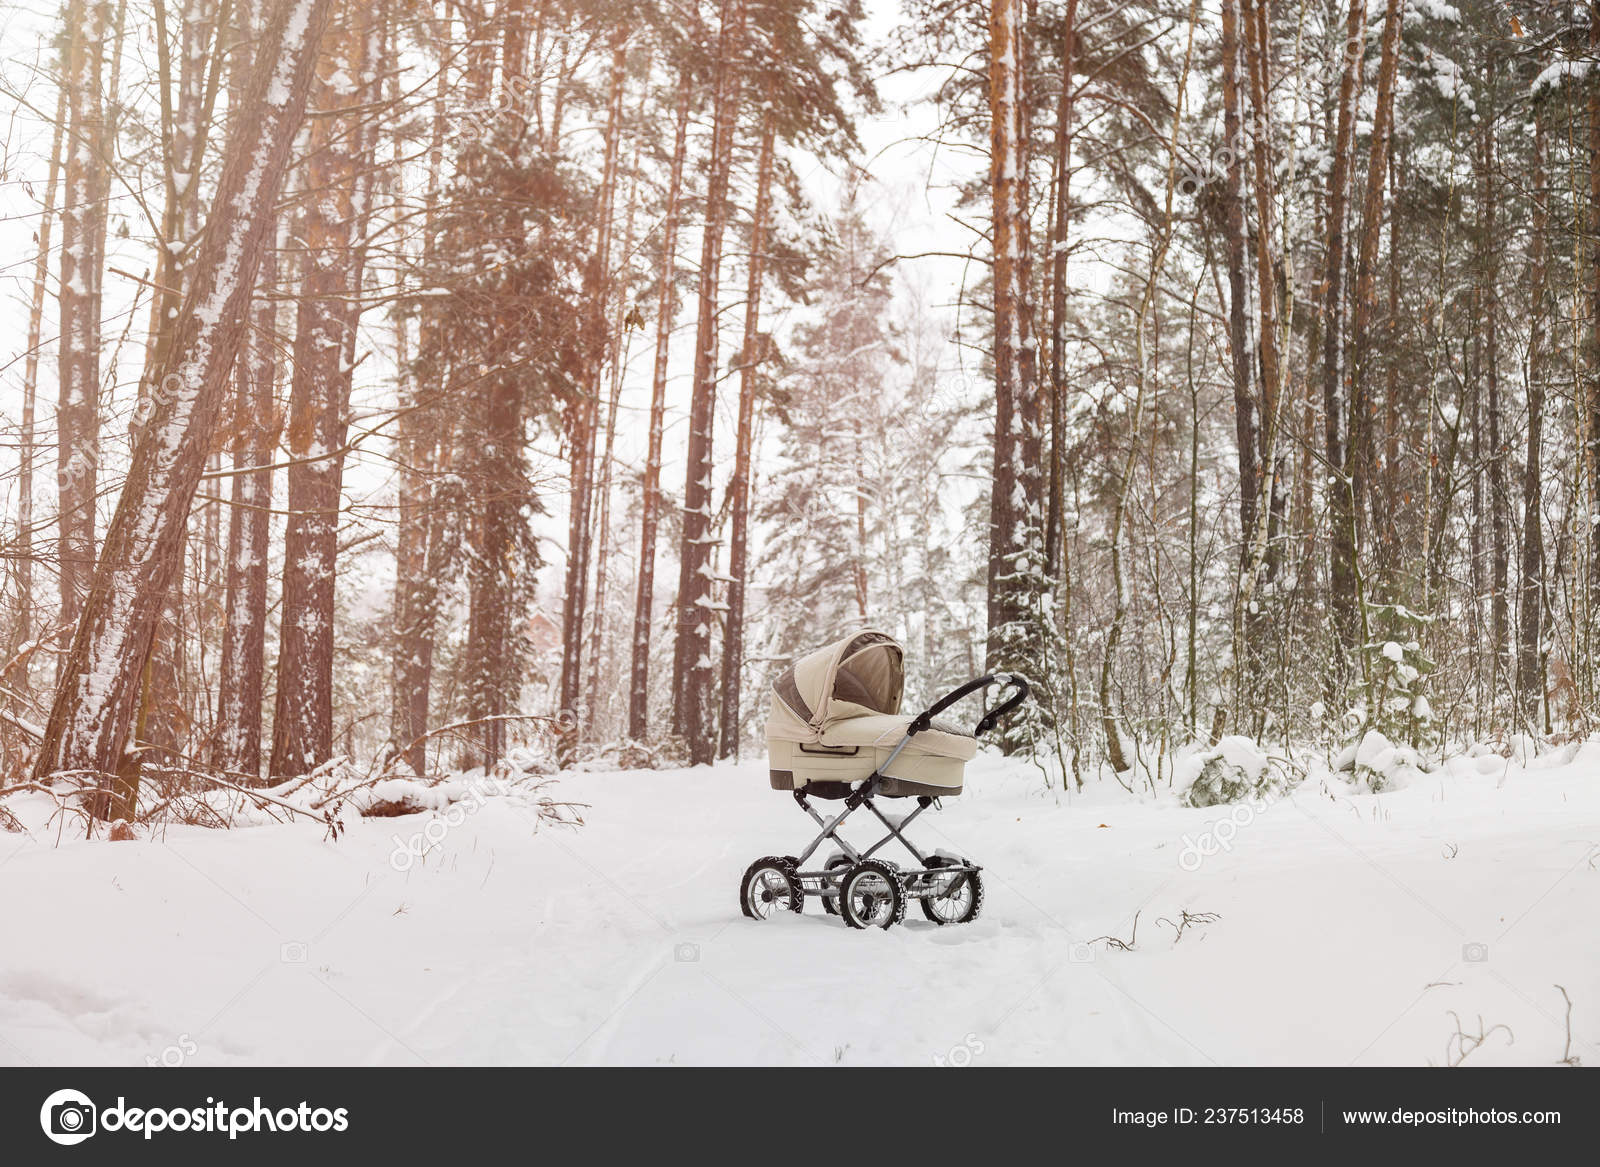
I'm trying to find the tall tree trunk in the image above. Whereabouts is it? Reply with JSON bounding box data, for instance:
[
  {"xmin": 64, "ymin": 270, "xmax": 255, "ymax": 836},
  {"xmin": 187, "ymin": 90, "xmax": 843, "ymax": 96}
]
[
  {"xmin": 213, "ymin": 238, "xmax": 278, "ymax": 777},
  {"xmin": 1481, "ymin": 54, "xmax": 1508, "ymax": 714},
  {"xmin": 269, "ymin": 0, "xmax": 377, "ymax": 777},
  {"xmin": 33, "ymin": 0, "xmax": 333, "ymax": 810},
  {"xmin": 556, "ymin": 376, "xmax": 597, "ymax": 749},
  {"xmin": 462, "ymin": 0, "xmax": 544, "ymax": 769},
  {"xmin": 1321, "ymin": 0, "xmax": 1366, "ymax": 675},
  {"xmin": 157, "ymin": 0, "xmax": 227, "ymax": 618},
  {"xmin": 1241, "ymin": 0, "xmax": 1282, "ymax": 481},
  {"xmin": 984, "ymin": 0, "xmax": 1043, "ymax": 720},
  {"xmin": 390, "ymin": 374, "xmax": 457, "ymax": 775},
  {"xmin": 1045, "ymin": 0, "xmax": 1082, "ymax": 769},
  {"xmin": 1233, "ymin": 0, "xmax": 1286, "ymax": 677},
  {"xmin": 389, "ymin": 51, "xmax": 454, "ymax": 777},
  {"xmin": 1044, "ymin": 0, "xmax": 1077, "ymax": 580},
  {"xmin": 555, "ymin": 27, "xmax": 626, "ymax": 755},
  {"xmin": 213, "ymin": 0, "xmax": 280, "ymax": 777},
  {"xmin": 1346, "ymin": 0, "xmax": 1404, "ymax": 685},
  {"xmin": 1220, "ymin": 0, "xmax": 1258, "ymax": 705},
  {"xmin": 582, "ymin": 73, "xmax": 638, "ymax": 740},
  {"xmin": 1518, "ymin": 105, "xmax": 1548, "ymax": 727},
  {"xmin": 130, "ymin": 0, "xmax": 229, "ymax": 788},
  {"xmin": 1374, "ymin": 154, "xmax": 1401, "ymax": 575},
  {"xmin": 14, "ymin": 88, "xmax": 67, "ymax": 649},
  {"xmin": 1589, "ymin": 1, "xmax": 1600, "ymax": 622},
  {"xmin": 718, "ymin": 109, "xmax": 775, "ymax": 759},
  {"xmin": 1469, "ymin": 308, "xmax": 1483, "ymax": 704},
  {"xmin": 672, "ymin": 0, "xmax": 745, "ymax": 764},
  {"xmin": 55, "ymin": 0, "xmax": 111, "ymax": 629},
  {"xmin": 627, "ymin": 72, "xmax": 692, "ymax": 743}
]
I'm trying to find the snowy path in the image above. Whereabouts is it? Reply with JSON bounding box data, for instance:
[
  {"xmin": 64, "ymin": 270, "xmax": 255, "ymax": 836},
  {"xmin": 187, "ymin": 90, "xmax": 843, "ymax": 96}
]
[{"xmin": 2, "ymin": 749, "xmax": 1597, "ymax": 1066}]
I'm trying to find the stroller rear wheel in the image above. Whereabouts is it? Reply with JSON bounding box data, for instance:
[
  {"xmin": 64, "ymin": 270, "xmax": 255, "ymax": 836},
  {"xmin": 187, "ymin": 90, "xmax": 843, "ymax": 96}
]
[
  {"xmin": 919, "ymin": 857, "xmax": 984, "ymax": 925},
  {"xmin": 839, "ymin": 859, "xmax": 907, "ymax": 929},
  {"xmin": 740, "ymin": 856, "xmax": 803, "ymax": 920}
]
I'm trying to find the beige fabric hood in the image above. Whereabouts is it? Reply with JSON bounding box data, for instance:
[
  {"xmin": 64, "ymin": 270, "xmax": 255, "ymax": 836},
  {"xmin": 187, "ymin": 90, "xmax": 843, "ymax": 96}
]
[{"xmin": 766, "ymin": 629, "xmax": 904, "ymax": 743}]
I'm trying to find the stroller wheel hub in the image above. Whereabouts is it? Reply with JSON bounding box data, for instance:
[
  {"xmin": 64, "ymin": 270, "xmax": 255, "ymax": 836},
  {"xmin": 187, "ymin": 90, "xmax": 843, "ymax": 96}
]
[
  {"xmin": 839, "ymin": 859, "xmax": 907, "ymax": 930},
  {"xmin": 739, "ymin": 857, "xmax": 803, "ymax": 920}
]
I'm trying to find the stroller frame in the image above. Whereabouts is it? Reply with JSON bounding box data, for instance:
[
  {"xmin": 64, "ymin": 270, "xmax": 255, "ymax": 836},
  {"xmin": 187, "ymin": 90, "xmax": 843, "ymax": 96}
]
[
  {"xmin": 788, "ymin": 735, "xmax": 970, "ymax": 909},
  {"xmin": 744, "ymin": 671, "xmax": 1030, "ymax": 928}
]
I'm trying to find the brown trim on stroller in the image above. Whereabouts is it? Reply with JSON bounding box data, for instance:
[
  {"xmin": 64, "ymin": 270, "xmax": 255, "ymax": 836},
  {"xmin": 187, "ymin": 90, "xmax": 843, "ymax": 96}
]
[{"xmin": 876, "ymin": 776, "xmax": 963, "ymax": 798}]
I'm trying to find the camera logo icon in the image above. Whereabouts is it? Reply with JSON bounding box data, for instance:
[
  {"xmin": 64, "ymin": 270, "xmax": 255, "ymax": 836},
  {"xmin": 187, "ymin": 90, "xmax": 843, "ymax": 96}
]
[
  {"xmin": 1462, "ymin": 942, "xmax": 1489, "ymax": 963},
  {"xmin": 674, "ymin": 942, "xmax": 700, "ymax": 963},
  {"xmin": 280, "ymin": 941, "xmax": 308, "ymax": 963},
  {"xmin": 40, "ymin": 1088, "xmax": 97, "ymax": 1146}
]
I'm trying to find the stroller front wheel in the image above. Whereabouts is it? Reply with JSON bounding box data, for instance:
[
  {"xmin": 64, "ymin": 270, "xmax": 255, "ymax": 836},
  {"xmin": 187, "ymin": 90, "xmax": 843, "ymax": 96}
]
[
  {"xmin": 919, "ymin": 859, "xmax": 984, "ymax": 925},
  {"xmin": 839, "ymin": 859, "xmax": 907, "ymax": 930},
  {"xmin": 740, "ymin": 856, "xmax": 803, "ymax": 920}
]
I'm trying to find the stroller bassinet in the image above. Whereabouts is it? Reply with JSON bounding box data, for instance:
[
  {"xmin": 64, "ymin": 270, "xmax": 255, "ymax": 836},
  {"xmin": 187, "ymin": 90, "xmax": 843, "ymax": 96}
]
[
  {"xmin": 742, "ymin": 630, "xmax": 1029, "ymax": 929},
  {"xmin": 766, "ymin": 630, "xmax": 979, "ymax": 797}
]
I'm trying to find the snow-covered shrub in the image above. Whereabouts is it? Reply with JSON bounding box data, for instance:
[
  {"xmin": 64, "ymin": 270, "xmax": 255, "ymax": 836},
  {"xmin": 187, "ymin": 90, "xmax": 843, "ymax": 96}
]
[
  {"xmin": 350, "ymin": 776, "xmax": 466, "ymax": 818},
  {"xmin": 1183, "ymin": 736, "xmax": 1283, "ymax": 807},
  {"xmin": 1333, "ymin": 601, "xmax": 1436, "ymax": 791},
  {"xmin": 1504, "ymin": 733, "xmax": 1537, "ymax": 767},
  {"xmin": 1333, "ymin": 728, "xmax": 1427, "ymax": 792},
  {"xmin": 1355, "ymin": 601, "xmax": 1437, "ymax": 749},
  {"xmin": 614, "ymin": 741, "xmax": 665, "ymax": 770}
]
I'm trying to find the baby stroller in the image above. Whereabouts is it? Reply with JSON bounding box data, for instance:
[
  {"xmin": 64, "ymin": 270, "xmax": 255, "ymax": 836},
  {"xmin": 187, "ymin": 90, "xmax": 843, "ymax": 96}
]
[{"xmin": 740, "ymin": 630, "xmax": 1029, "ymax": 929}]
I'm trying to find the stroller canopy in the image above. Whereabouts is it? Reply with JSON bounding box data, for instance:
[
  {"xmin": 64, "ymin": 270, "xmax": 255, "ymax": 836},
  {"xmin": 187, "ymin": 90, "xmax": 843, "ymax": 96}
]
[{"xmin": 768, "ymin": 629, "xmax": 904, "ymax": 742}]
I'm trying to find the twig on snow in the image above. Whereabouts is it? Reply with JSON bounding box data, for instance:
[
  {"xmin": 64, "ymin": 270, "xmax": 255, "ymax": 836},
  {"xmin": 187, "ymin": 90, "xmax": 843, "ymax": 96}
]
[
  {"xmin": 1444, "ymin": 1012, "xmax": 1514, "ymax": 1067},
  {"xmin": 1556, "ymin": 985, "xmax": 1581, "ymax": 1067},
  {"xmin": 1156, "ymin": 908, "xmax": 1221, "ymax": 944},
  {"xmin": 1090, "ymin": 910, "xmax": 1141, "ymax": 952}
]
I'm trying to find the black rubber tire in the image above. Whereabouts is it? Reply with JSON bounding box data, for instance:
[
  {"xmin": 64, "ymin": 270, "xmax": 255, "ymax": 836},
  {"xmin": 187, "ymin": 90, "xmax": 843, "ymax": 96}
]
[
  {"xmin": 740, "ymin": 856, "xmax": 802, "ymax": 919},
  {"xmin": 919, "ymin": 857, "xmax": 984, "ymax": 925},
  {"xmin": 819, "ymin": 854, "xmax": 853, "ymax": 916},
  {"xmin": 839, "ymin": 859, "xmax": 907, "ymax": 929}
]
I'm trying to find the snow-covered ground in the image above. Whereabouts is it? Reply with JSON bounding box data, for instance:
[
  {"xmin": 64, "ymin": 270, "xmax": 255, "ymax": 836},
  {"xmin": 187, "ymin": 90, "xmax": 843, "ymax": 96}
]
[{"xmin": 2, "ymin": 744, "xmax": 1597, "ymax": 1066}]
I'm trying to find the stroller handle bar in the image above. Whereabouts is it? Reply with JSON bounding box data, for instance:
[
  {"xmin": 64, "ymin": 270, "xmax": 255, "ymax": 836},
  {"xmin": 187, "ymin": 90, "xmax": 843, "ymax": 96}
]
[{"xmin": 907, "ymin": 672, "xmax": 1031, "ymax": 739}]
